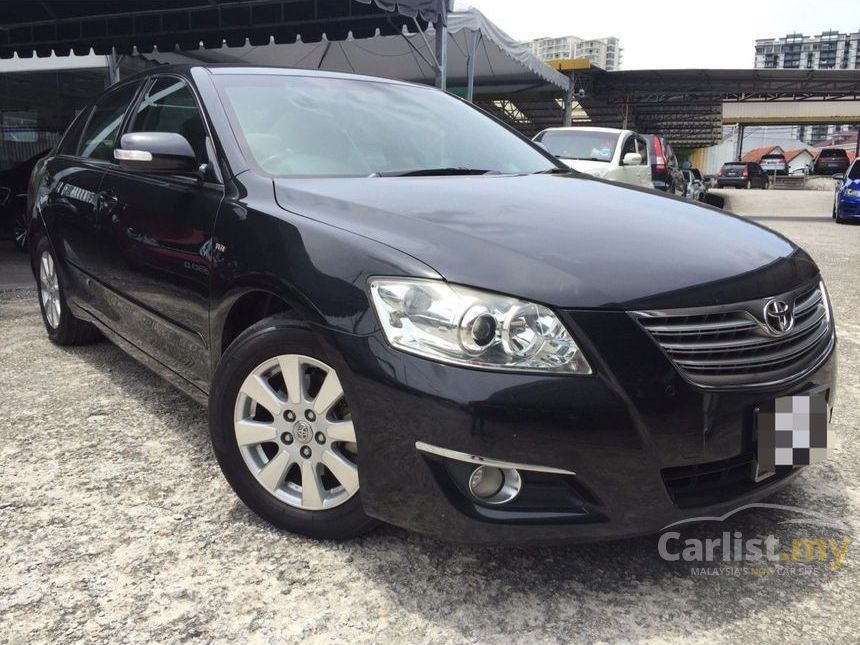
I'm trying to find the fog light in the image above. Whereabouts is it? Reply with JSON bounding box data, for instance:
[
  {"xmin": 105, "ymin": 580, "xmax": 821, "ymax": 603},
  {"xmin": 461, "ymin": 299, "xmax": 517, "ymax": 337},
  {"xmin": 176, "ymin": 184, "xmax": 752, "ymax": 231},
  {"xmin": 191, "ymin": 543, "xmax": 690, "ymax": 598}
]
[{"xmin": 468, "ymin": 465, "xmax": 522, "ymax": 505}]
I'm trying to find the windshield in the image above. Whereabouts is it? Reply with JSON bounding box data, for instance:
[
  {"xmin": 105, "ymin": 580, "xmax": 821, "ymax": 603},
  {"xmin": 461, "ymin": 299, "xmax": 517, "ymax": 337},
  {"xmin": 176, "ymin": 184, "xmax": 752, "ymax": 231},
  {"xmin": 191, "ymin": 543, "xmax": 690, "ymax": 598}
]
[
  {"xmin": 537, "ymin": 130, "xmax": 618, "ymax": 162},
  {"xmin": 214, "ymin": 74, "xmax": 556, "ymax": 177},
  {"xmin": 848, "ymin": 162, "xmax": 860, "ymax": 180},
  {"xmin": 762, "ymin": 155, "xmax": 785, "ymax": 161}
]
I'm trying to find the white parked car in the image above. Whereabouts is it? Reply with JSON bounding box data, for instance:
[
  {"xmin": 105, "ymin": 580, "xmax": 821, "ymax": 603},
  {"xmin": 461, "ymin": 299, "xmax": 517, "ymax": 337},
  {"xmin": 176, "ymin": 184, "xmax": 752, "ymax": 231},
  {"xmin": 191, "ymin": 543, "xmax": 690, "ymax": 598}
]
[
  {"xmin": 682, "ymin": 169, "xmax": 706, "ymax": 202},
  {"xmin": 533, "ymin": 127, "xmax": 652, "ymax": 189}
]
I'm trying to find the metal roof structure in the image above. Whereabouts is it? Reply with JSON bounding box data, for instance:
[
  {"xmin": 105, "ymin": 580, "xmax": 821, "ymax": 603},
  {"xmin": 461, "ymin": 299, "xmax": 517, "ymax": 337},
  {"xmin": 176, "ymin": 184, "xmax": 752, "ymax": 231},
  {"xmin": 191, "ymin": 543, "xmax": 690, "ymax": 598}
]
[
  {"xmin": 0, "ymin": 0, "xmax": 450, "ymax": 59},
  {"xmin": 474, "ymin": 67, "xmax": 860, "ymax": 147},
  {"xmin": 149, "ymin": 9, "xmax": 568, "ymax": 98}
]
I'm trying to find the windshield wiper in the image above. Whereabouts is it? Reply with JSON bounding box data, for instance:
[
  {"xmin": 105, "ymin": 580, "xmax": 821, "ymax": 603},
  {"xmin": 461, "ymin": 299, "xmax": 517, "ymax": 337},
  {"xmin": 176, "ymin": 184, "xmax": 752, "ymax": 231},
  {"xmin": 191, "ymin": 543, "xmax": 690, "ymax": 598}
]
[
  {"xmin": 534, "ymin": 167, "xmax": 570, "ymax": 174},
  {"xmin": 369, "ymin": 167, "xmax": 498, "ymax": 177}
]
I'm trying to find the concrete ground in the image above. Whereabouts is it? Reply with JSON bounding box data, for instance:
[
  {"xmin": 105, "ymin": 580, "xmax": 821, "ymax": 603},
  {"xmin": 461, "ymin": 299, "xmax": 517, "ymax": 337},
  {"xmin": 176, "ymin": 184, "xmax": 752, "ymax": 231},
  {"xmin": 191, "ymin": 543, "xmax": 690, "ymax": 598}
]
[
  {"xmin": 1, "ymin": 192, "xmax": 858, "ymax": 644},
  {"xmin": 0, "ymin": 239, "xmax": 34, "ymax": 293}
]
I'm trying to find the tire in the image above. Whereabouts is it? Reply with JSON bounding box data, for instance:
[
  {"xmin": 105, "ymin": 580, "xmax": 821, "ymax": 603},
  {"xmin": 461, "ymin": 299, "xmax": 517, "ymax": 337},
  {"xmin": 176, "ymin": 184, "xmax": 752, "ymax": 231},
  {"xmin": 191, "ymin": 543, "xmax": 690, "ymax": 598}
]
[
  {"xmin": 33, "ymin": 236, "xmax": 101, "ymax": 345},
  {"xmin": 12, "ymin": 201, "xmax": 28, "ymax": 252},
  {"xmin": 209, "ymin": 314, "xmax": 379, "ymax": 539},
  {"xmin": 744, "ymin": 180, "xmax": 752, "ymax": 190}
]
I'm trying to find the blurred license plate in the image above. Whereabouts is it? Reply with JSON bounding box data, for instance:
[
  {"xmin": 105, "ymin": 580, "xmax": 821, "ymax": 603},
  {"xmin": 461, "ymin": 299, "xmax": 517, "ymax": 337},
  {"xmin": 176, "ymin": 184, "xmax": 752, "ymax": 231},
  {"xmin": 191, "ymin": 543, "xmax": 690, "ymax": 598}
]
[{"xmin": 754, "ymin": 392, "xmax": 830, "ymax": 482}]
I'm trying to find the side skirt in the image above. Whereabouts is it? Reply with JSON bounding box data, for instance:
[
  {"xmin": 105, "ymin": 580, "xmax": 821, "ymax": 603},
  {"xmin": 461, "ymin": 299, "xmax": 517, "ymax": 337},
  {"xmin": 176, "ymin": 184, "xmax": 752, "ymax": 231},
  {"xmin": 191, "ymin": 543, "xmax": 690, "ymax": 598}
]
[{"xmin": 71, "ymin": 302, "xmax": 210, "ymax": 408}]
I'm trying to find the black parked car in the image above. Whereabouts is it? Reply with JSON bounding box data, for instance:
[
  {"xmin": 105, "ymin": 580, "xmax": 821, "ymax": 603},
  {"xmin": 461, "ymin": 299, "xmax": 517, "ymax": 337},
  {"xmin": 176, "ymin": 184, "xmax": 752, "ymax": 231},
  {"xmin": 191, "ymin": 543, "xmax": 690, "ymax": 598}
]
[
  {"xmin": 716, "ymin": 162, "xmax": 770, "ymax": 189},
  {"xmin": 811, "ymin": 148, "xmax": 850, "ymax": 176},
  {"xmin": 27, "ymin": 66, "xmax": 837, "ymax": 544},
  {"xmin": 642, "ymin": 134, "xmax": 686, "ymax": 197},
  {"xmin": 0, "ymin": 151, "xmax": 48, "ymax": 251}
]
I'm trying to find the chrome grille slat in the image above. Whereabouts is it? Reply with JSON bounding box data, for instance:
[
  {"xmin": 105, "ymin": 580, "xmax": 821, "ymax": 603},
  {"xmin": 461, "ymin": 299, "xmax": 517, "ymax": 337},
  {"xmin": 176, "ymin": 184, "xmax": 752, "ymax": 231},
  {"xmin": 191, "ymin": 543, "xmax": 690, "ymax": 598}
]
[
  {"xmin": 661, "ymin": 307, "xmax": 826, "ymax": 352},
  {"xmin": 634, "ymin": 283, "xmax": 833, "ymax": 387}
]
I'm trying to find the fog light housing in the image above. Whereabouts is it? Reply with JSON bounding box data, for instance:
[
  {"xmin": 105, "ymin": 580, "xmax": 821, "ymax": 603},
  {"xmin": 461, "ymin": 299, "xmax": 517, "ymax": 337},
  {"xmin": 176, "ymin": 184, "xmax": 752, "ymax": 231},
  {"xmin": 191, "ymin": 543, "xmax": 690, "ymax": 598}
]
[{"xmin": 468, "ymin": 466, "xmax": 522, "ymax": 505}]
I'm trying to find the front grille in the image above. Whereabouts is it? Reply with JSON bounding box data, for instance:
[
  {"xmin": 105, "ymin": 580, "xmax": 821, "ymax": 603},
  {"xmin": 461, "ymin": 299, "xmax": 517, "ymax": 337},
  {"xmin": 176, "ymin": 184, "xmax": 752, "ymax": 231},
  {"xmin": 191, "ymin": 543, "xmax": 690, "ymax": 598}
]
[
  {"xmin": 662, "ymin": 456, "xmax": 796, "ymax": 508},
  {"xmin": 634, "ymin": 282, "xmax": 833, "ymax": 388}
]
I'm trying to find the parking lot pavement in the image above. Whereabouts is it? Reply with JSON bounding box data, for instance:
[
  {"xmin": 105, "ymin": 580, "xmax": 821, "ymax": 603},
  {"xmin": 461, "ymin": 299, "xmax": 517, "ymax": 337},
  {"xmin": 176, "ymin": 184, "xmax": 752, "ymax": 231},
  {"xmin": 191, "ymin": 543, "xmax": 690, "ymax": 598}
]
[
  {"xmin": 1, "ymin": 198, "xmax": 858, "ymax": 643},
  {"xmin": 0, "ymin": 239, "xmax": 34, "ymax": 293}
]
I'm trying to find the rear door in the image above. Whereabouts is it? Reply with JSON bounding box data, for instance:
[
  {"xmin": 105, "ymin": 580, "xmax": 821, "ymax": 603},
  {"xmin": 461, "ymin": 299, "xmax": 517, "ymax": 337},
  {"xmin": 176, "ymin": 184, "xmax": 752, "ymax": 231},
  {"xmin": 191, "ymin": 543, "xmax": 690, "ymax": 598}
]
[
  {"xmin": 38, "ymin": 81, "xmax": 142, "ymax": 313},
  {"xmin": 96, "ymin": 75, "xmax": 224, "ymax": 390}
]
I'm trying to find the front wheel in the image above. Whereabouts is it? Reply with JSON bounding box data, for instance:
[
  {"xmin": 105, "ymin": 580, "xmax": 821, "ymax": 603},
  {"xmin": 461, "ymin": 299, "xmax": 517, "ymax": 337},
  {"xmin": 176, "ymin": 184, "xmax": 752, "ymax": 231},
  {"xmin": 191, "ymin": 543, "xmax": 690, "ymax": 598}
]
[{"xmin": 209, "ymin": 316, "xmax": 378, "ymax": 539}]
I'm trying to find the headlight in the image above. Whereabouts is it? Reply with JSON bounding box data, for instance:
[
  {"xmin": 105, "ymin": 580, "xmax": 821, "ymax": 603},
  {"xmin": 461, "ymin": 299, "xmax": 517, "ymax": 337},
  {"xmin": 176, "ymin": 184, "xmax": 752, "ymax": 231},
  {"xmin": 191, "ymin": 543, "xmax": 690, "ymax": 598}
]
[
  {"xmin": 844, "ymin": 188, "xmax": 859, "ymax": 198},
  {"xmin": 368, "ymin": 278, "xmax": 592, "ymax": 374}
]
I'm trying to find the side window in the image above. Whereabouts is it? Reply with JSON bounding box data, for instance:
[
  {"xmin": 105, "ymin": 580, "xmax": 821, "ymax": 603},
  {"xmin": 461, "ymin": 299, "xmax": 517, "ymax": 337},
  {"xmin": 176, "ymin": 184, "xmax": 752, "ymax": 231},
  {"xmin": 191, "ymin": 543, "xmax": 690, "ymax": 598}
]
[
  {"xmin": 78, "ymin": 82, "xmax": 140, "ymax": 161},
  {"xmin": 636, "ymin": 137, "xmax": 648, "ymax": 164},
  {"xmin": 57, "ymin": 106, "xmax": 92, "ymax": 156},
  {"xmin": 620, "ymin": 136, "xmax": 637, "ymax": 162},
  {"xmin": 129, "ymin": 78, "xmax": 207, "ymax": 163}
]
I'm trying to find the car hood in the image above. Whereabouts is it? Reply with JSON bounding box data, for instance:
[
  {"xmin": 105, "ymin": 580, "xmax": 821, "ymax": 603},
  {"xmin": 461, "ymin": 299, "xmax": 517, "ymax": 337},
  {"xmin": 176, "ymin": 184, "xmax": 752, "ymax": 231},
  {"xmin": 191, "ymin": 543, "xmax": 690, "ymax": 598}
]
[{"xmin": 273, "ymin": 173, "xmax": 817, "ymax": 309}]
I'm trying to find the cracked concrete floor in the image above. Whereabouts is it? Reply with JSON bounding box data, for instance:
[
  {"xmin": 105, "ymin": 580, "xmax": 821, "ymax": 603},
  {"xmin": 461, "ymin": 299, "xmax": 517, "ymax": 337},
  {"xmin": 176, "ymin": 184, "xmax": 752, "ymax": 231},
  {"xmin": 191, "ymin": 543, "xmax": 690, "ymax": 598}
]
[{"xmin": 1, "ymin": 195, "xmax": 858, "ymax": 644}]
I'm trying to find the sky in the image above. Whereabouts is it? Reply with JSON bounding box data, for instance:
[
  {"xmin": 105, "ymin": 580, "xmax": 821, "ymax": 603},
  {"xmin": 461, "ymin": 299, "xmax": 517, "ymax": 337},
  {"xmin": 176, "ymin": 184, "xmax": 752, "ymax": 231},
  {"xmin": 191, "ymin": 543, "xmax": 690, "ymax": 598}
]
[{"xmin": 453, "ymin": 0, "xmax": 859, "ymax": 70}]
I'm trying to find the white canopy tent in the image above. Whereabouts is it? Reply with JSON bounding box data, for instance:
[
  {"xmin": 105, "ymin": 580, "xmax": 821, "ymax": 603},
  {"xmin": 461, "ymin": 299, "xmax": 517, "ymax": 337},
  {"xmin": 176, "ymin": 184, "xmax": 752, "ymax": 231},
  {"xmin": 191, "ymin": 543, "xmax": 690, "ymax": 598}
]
[{"xmin": 150, "ymin": 9, "xmax": 570, "ymax": 101}]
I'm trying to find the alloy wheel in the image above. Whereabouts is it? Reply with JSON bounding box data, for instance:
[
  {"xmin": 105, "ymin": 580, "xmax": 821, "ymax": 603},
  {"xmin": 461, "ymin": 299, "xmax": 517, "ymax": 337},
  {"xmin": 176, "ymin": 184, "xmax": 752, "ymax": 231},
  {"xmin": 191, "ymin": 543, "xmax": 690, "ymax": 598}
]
[
  {"xmin": 233, "ymin": 354, "xmax": 359, "ymax": 511},
  {"xmin": 39, "ymin": 250, "xmax": 61, "ymax": 329},
  {"xmin": 13, "ymin": 206, "xmax": 28, "ymax": 250}
]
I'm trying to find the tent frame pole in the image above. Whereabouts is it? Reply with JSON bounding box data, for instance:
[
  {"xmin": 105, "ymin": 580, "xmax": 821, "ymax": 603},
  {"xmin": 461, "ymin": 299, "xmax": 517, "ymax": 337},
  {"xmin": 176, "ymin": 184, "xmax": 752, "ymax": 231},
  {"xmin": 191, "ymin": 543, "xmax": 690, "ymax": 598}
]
[
  {"xmin": 434, "ymin": 21, "xmax": 447, "ymax": 91},
  {"xmin": 465, "ymin": 30, "xmax": 481, "ymax": 103}
]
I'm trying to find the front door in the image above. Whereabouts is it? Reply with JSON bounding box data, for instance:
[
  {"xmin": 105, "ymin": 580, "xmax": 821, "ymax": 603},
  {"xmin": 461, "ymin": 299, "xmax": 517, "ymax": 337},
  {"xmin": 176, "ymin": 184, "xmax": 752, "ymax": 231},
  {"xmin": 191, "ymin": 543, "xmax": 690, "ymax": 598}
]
[
  {"xmin": 97, "ymin": 76, "xmax": 223, "ymax": 391},
  {"xmin": 617, "ymin": 134, "xmax": 652, "ymax": 189}
]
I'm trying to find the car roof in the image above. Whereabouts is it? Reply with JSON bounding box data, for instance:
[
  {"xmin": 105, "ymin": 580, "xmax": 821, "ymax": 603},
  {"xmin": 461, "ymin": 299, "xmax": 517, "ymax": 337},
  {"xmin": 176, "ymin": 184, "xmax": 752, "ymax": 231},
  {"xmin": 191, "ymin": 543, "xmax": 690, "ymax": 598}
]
[
  {"xmin": 540, "ymin": 126, "xmax": 632, "ymax": 135},
  {"xmin": 121, "ymin": 63, "xmax": 419, "ymax": 89}
]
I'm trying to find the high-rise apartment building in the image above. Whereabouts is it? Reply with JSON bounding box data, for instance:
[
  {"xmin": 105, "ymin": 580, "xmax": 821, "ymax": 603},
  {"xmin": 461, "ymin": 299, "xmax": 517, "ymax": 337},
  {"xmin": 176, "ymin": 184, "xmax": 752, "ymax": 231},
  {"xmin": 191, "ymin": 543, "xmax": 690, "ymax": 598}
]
[
  {"xmin": 754, "ymin": 30, "xmax": 860, "ymax": 69},
  {"xmin": 524, "ymin": 35, "xmax": 622, "ymax": 71},
  {"xmin": 753, "ymin": 30, "xmax": 859, "ymax": 142}
]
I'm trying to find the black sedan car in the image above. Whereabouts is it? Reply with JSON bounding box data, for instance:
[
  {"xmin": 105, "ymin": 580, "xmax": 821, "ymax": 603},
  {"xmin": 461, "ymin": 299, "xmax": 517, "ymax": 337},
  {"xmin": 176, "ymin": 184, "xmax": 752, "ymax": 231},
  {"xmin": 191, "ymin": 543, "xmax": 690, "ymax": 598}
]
[
  {"xmin": 26, "ymin": 66, "xmax": 837, "ymax": 544},
  {"xmin": 716, "ymin": 161, "xmax": 770, "ymax": 189}
]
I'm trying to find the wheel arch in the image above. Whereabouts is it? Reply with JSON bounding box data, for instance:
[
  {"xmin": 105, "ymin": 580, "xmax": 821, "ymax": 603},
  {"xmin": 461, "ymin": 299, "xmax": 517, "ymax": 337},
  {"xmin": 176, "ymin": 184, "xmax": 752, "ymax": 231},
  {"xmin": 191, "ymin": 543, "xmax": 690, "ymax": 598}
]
[{"xmin": 210, "ymin": 279, "xmax": 330, "ymax": 371}]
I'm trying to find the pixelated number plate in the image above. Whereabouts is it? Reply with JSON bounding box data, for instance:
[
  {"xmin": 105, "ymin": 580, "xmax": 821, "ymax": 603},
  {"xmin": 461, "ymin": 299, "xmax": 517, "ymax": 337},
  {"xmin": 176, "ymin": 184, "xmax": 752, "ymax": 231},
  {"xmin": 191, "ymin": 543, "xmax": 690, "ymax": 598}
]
[{"xmin": 755, "ymin": 393, "xmax": 831, "ymax": 482}]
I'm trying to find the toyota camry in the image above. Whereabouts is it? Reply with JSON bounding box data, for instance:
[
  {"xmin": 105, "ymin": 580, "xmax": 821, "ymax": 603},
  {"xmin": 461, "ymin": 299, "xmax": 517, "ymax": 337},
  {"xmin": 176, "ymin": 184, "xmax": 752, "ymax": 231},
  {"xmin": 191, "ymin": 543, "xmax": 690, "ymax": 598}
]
[{"xmin": 26, "ymin": 66, "xmax": 837, "ymax": 543}]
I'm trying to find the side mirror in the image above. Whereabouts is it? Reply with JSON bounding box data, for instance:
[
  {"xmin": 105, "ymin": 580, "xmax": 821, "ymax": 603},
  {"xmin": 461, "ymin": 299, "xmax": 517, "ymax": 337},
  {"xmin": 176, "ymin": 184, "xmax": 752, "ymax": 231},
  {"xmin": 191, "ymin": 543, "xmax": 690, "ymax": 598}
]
[
  {"xmin": 115, "ymin": 132, "xmax": 199, "ymax": 174},
  {"xmin": 832, "ymin": 173, "xmax": 845, "ymax": 182},
  {"xmin": 622, "ymin": 152, "xmax": 643, "ymax": 166}
]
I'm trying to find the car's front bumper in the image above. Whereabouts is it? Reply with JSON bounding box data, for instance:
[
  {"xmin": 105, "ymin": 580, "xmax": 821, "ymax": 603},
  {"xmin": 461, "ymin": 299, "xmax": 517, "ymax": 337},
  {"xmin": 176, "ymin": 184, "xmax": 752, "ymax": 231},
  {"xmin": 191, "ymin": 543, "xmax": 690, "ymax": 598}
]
[
  {"xmin": 837, "ymin": 196, "xmax": 860, "ymax": 219},
  {"xmin": 320, "ymin": 310, "xmax": 838, "ymax": 545}
]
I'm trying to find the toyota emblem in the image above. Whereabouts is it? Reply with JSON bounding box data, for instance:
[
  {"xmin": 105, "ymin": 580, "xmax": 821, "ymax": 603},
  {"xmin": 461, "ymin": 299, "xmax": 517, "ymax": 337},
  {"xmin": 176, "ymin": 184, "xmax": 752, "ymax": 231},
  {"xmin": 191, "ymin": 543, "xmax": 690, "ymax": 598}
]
[{"xmin": 764, "ymin": 299, "xmax": 794, "ymax": 335}]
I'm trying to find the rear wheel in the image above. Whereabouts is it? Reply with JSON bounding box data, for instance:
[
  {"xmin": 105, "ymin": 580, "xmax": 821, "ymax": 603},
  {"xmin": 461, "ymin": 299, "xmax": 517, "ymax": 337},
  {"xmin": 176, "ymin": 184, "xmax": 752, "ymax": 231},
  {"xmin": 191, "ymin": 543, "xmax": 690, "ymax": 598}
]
[
  {"xmin": 12, "ymin": 201, "xmax": 28, "ymax": 252},
  {"xmin": 34, "ymin": 236, "xmax": 100, "ymax": 345},
  {"xmin": 209, "ymin": 316, "xmax": 378, "ymax": 539}
]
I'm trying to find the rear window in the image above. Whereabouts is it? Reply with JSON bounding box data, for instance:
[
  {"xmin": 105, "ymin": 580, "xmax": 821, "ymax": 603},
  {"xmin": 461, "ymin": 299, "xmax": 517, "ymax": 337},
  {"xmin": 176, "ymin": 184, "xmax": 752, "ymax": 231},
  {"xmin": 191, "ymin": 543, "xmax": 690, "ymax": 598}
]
[
  {"xmin": 762, "ymin": 154, "xmax": 786, "ymax": 161},
  {"xmin": 723, "ymin": 163, "xmax": 745, "ymax": 168},
  {"xmin": 820, "ymin": 149, "xmax": 848, "ymax": 159}
]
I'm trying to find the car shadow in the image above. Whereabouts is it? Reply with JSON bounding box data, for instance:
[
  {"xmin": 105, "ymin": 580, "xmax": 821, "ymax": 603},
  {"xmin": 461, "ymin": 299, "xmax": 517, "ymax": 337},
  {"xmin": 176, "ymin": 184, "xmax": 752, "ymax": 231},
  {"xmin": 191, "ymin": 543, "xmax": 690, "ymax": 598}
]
[{"xmin": 64, "ymin": 329, "xmax": 855, "ymax": 641}]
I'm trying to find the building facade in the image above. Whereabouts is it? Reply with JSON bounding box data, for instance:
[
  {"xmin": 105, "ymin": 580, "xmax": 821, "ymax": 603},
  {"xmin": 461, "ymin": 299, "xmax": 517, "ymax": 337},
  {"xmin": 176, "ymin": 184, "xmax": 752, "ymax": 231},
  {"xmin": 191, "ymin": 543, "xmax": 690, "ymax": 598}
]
[
  {"xmin": 524, "ymin": 35, "xmax": 622, "ymax": 70},
  {"xmin": 754, "ymin": 31, "xmax": 860, "ymax": 70},
  {"xmin": 753, "ymin": 30, "xmax": 859, "ymax": 143}
]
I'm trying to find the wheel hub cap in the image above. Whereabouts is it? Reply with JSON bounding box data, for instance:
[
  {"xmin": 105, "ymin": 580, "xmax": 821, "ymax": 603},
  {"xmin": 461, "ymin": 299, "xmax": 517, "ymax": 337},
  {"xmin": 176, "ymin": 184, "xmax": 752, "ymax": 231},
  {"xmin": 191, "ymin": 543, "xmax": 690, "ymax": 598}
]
[
  {"xmin": 233, "ymin": 354, "xmax": 359, "ymax": 511},
  {"xmin": 293, "ymin": 420, "xmax": 313, "ymax": 444},
  {"xmin": 38, "ymin": 250, "xmax": 61, "ymax": 329}
]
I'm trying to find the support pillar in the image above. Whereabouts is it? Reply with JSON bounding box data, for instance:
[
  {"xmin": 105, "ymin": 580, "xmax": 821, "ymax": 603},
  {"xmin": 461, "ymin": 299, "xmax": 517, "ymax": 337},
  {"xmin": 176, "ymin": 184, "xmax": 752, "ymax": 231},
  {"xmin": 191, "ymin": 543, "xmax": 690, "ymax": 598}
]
[
  {"xmin": 734, "ymin": 123, "xmax": 745, "ymax": 161},
  {"xmin": 434, "ymin": 22, "xmax": 447, "ymax": 91},
  {"xmin": 562, "ymin": 74, "xmax": 574, "ymax": 126}
]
